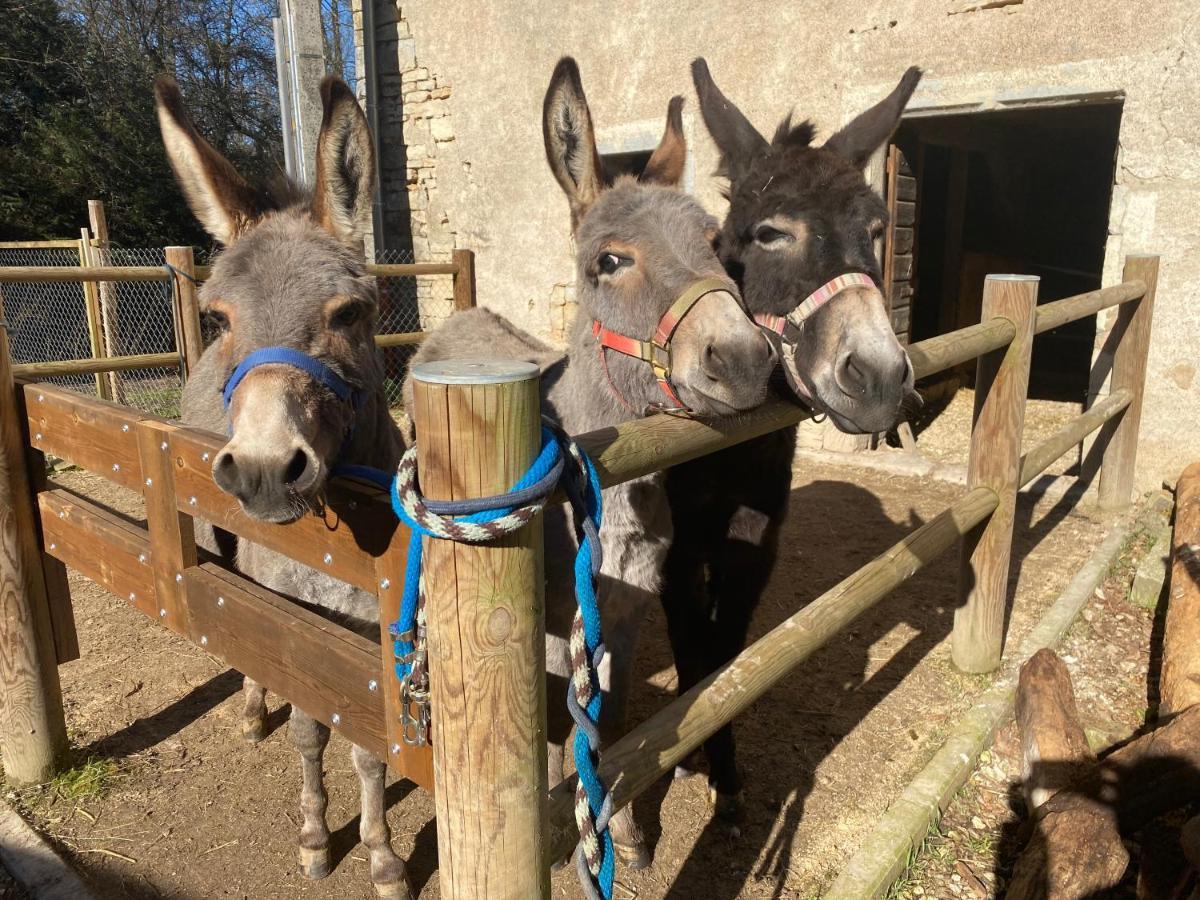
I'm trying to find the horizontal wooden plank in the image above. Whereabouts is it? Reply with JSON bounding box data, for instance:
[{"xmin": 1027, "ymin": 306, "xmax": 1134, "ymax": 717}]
[
  {"xmin": 893, "ymin": 254, "xmax": 914, "ymax": 281},
  {"xmin": 895, "ymin": 174, "xmax": 916, "ymax": 202},
  {"xmin": 14, "ymin": 353, "xmax": 180, "ymax": 379},
  {"xmin": 0, "ymin": 240, "xmax": 80, "ymax": 249},
  {"xmin": 39, "ymin": 489, "xmax": 158, "ymax": 621},
  {"xmin": 24, "ymin": 383, "xmax": 158, "ymax": 492},
  {"xmin": 185, "ymin": 564, "xmax": 395, "ymax": 765},
  {"xmin": 166, "ymin": 426, "xmax": 398, "ymax": 593},
  {"xmin": 890, "ymin": 305, "xmax": 911, "ymax": 333},
  {"xmin": 892, "ymin": 227, "xmax": 914, "ymax": 255},
  {"xmin": 375, "ymin": 332, "xmax": 427, "ymax": 348},
  {"xmin": 0, "ymin": 266, "xmax": 169, "ymax": 283},
  {"xmin": 893, "ymin": 282, "xmax": 914, "ymax": 301},
  {"xmin": 894, "ymin": 201, "xmax": 916, "ymax": 227}
]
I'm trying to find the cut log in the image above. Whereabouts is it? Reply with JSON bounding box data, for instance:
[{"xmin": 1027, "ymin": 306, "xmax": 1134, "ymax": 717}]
[
  {"xmin": 1163, "ymin": 461, "xmax": 1200, "ymax": 715},
  {"xmin": 1017, "ymin": 648, "xmax": 1095, "ymax": 813},
  {"xmin": 1008, "ymin": 649, "xmax": 1129, "ymax": 899},
  {"xmin": 1102, "ymin": 704, "xmax": 1200, "ymax": 833}
]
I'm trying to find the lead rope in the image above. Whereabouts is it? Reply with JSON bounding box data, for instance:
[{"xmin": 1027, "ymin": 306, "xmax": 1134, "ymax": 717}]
[{"xmin": 342, "ymin": 420, "xmax": 615, "ymax": 900}]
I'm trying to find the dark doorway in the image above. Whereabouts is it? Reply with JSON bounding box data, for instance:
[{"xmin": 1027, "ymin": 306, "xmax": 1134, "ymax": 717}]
[{"xmin": 893, "ymin": 101, "xmax": 1122, "ymax": 402}]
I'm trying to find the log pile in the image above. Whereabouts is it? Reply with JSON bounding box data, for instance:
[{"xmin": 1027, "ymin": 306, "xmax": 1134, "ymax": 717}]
[{"xmin": 1007, "ymin": 462, "xmax": 1200, "ymax": 898}]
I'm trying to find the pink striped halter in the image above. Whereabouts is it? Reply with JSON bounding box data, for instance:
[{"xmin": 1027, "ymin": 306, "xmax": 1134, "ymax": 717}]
[{"xmin": 753, "ymin": 272, "xmax": 876, "ymax": 400}]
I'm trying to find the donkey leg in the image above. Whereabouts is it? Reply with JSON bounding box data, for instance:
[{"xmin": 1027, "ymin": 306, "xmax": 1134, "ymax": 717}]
[
  {"xmin": 350, "ymin": 744, "xmax": 413, "ymax": 899},
  {"xmin": 289, "ymin": 708, "xmax": 333, "ymax": 879},
  {"xmin": 241, "ymin": 676, "xmax": 267, "ymax": 743}
]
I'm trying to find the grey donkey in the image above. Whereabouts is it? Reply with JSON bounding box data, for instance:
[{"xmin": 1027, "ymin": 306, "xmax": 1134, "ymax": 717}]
[
  {"xmin": 156, "ymin": 76, "xmax": 414, "ymax": 896},
  {"xmin": 405, "ymin": 57, "xmax": 775, "ymax": 868}
]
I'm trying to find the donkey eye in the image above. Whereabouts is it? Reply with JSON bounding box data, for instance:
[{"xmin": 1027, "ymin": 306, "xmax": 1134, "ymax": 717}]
[
  {"xmin": 754, "ymin": 225, "xmax": 793, "ymax": 247},
  {"xmin": 331, "ymin": 303, "xmax": 364, "ymax": 328},
  {"xmin": 598, "ymin": 252, "xmax": 633, "ymax": 276},
  {"xmin": 204, "ymin": 309, "xmax": 230, "ymax": 332}
]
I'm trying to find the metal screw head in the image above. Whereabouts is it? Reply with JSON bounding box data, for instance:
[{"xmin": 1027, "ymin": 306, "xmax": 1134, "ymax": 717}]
[
  {"xmin": 348, "ymin": 500, "xmax": 358, "ymax": 511},
  {"xmin": 145, "ymin": 477, "xmax": 153, "ymax": 487},
  {"xmin": 379, "ymin": 577, "xmax": 391, "ymax": 590},
  {"xmin": 189, "ymin": 496, "xmax": 197, "ymax": 506},
  {"xmin": 58, "ymin": 511, "xmax": 65, "ymax": 519},
  {"xmin": 34, "ymin": 433, "xmax": 42, "ymax": 442},
  {"xmin": 128, "ymin": 591, "xmax": 136, "ymax": 601},
  {"xmin": 201, "ymin": 452, "xmax": 210, "ymax": 463},
  {"xmin": 138, "ymin": 553, "xmax": 147, "ymax": 564},
  {"xmin": 323, "ymin": 553, "xmax": 333, "ymax": 565},
  {"xmin": 159, "ymin": 608, "xmax": 166, "ymax": 618},
  {"xmin": 121, "ymin": 424, "xmax": 129, "ymax": 433},
  {"xmin": 112, "ymin": 463, "xmax": 120, "ymax": 472},
  {"xmin": 200, "ymin": 635, "xmax": 208, "ymax": 646},
  {"xmin": 48, "ymin": 542, "xmax": 56, "ymax": 551},
  {"xmin": 175, "ymin": 573, "xmax": 183, "ymax": 583},
  {"xmin": 37, "ymin": 394, "xmax": 44, "ymax": 402},
  {"xmin": 391, "ymin": 743, "xmax": 401, "ymax": 755},
  {"xmin": 217, "ymin": 596, "xmax": 225, "ymax": 608},
  {"xmin": 331, "ymin": 713, "xmax": 341, "ymax": 725},
  {"xmin": 368, "ymin": 679, "xmax": 378, "ymax": 692},
  {"xmin": 160, "ymin": 441, "xmax": 168, "ymax": 451}
]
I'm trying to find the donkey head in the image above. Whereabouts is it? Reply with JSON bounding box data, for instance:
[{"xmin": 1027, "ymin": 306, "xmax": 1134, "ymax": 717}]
[
  {"xmin": 544, "ymin": 58, "xmax": 773, "ymax": 417},
  {"xmin": 692, "ymin": 60, "xmax": 921, "ymax": 433},
  {"xmin": 156, "ymin": 76, "xmax": 382, "ymax": 523}
]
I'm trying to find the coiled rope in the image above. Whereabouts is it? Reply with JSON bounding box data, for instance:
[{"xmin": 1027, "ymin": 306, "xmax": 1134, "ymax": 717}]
[{"xmin": 336, "ymin": 419, "xmax": 615, "ymax": 900}]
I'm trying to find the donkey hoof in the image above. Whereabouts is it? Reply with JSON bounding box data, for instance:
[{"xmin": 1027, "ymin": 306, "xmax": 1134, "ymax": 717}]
[
  {"xmin": 241, "ymin": 719, "xmax": 266, "ymax": 744},
  {"xmin": 708, "ymin": 785, "xmax": 745, "ymax": 822},
  {"xmin": 614, "ymin": 840, "xmax": 652, "ymax": 871},
  {"xmin": 298, "ymin": 846, "xmax": 331, "ymax": 880},
  {"xmin": 373, "ymin": 877, "xmax": 415, "ymax": 900}
]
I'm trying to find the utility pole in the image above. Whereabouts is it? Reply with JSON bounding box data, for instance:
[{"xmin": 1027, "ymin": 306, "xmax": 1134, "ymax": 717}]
[{"xmin": 274, "ymin": 0, "xmax": 326, "ymax": 185}]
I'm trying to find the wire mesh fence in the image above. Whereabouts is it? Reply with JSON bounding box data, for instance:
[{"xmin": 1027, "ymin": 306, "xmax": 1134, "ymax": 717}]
[{"xmin": 2, "ymin": 243, "xmax": 457, "ymax": 416}]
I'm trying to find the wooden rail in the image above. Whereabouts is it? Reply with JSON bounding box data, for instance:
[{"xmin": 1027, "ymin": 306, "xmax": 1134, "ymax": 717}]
[{"xmin": 0, "ymin": 258, "xmax": 1158, "ymax": 888}]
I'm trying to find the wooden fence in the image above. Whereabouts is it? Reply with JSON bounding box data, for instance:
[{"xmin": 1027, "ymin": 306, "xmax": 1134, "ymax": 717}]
[{"xmin": 0, "ymin": 255, "xmax": 1157, "ymax": 899}]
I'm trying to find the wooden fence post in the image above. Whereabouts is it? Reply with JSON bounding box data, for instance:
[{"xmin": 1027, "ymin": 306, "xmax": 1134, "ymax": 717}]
[
  {"xmin": 451, "ymin": 249, "xmax": 476, "ymax": 311},
  {"xmin": 88, "ymin": 200, "xmax": 123, "ymax": 402},
  {"xmin": 410, "ymin": 359, "xmax": 548, "ymax": 900},
  {"xmin": 1098, "ymin": 255, "xmax": 1158, "ymax": 509},
  {"xmin": 0, "ymin": 307, "xmax": 69, "ymax": 784},
  {"xmin": 165, "ymin": 246, "xmax": 203, "ymax": 382},
  {"xmin": 78, "ymin": 229, "xmax": 111, "ymax": 401},
  {"xmin": 952, "ymin": 275, "xmax": 1038, "ymax": 674}
]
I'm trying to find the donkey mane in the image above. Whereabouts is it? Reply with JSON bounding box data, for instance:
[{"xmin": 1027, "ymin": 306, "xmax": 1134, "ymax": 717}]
[{"xmin": 771, "ymin": 114, "xmax": 817, "ymax": 148}]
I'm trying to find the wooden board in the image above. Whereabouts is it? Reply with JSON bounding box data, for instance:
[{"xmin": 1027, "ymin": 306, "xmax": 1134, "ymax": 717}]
[
  {"xmin": 39, "ymin": 489, "xmax": 157, "ymax": 621},
  {"xmin": 137, "ymin": 421, "xmax": 198, "ymax": 634},
  {"xmin": 892, "ymin": 227, "xmax": 914, "ymax": 255},
  {"xmin": 893, "ymin": 200, "xmax": 916, "ymax": 227},
  {"xmin": 185, "ymin": 564, "xmax": 392, "ymax": 764},
  {"xmin": 23, "ymin": 383, "xmax": 155, "ymax": 493},
  {"xmin": 166, "ymin": 426, "xmax": 398, "ymax": 594}
]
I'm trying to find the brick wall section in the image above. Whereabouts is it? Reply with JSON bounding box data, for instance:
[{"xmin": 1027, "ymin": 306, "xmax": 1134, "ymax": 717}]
[{"xmin": 356, "ymin": 0, "xmax": 458, "ymax": 328}]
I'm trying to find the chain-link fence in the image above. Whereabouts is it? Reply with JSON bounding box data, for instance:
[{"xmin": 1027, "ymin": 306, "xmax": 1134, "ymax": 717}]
[{"xmin": 2, "ymin": 244, "xmax": 458, "ymax": 416}]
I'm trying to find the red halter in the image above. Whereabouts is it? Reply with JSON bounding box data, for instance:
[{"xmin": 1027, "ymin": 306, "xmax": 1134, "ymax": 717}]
[
  {"xmin": 592, "ymin": 276, "xmax": 734, "ymax": 414},
  {"xmin": 753, "ymin": 272, "xmax": 876, "ymax": 399}
]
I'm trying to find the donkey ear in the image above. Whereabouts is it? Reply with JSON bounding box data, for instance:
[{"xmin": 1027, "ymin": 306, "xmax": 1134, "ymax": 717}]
[
  {"xmin": 155, "ymin": 75, "xmax": 267, "ymax": 245},
  {"xmin": 640, "ymin": 96, "xmax": 687, "ymax": 187},
  {"xmin": 311, "ymin": 77, "xmax": 375, "ymax": 247},
  {"xmin": 691, "ymin": 58, "xmax": 768, "ymax": 183},
  {"xmin": 824, "ymin": 66, "xmax": 922, "ymax": 169},
  {"xmin": 543, "ymin": 57, "xmax": 607, "ymax": 230}
]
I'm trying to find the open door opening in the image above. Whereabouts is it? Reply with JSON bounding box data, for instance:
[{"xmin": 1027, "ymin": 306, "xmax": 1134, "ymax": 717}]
[{"xmin": 889, "ymin": 101, "xmax": 1122, "ymax": 411}]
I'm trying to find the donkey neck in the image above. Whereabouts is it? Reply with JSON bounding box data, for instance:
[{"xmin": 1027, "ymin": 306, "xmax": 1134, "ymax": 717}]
[
  {"xmin": 340, "ymin": 387, "xmax": 405, "ymax": 470},
  {"xmin": 553, "ymin": 312, "xmax": 658, "ymax": 435}
]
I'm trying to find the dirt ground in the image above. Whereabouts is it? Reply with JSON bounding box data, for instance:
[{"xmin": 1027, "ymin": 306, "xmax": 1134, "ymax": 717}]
[
  {"xmin": 3, "ymin": 440, "xmax": 1114, "ymax": 899},
  {"xmin": 893, "ymin": 515, "xmax": 1172, "ymax": 899}
]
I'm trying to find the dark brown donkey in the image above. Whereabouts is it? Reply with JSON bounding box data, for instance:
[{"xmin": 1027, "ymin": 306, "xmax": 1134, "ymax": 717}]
[
  {"xmin": 156, "ymin": 78, "xmax": 413, "ymax": 896},
  {"xmin": 661, "ymin": 61, "xmax": 923, "ymax": 818}
]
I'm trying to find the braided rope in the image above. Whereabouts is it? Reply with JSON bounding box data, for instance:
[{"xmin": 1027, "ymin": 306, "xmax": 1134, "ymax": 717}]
[{"xmin": 339, "ymin": 423, "xmax": 615, "ymax": 899}]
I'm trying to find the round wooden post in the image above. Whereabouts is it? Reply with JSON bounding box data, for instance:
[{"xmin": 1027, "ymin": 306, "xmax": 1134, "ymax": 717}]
[
  {"xmin": 1098, "ymin": 255, "xmax": 1158, "ymax": 509},
  {"xmin": 0, "ymin": 309, "xmax": 69, "ymax": 784},
  {"xmin": 451, "ymin": 249, "xmax": 476, "ymax": 311},
  {"xmin": 952, "ymin": 274, "xmax": 1038, "ymax": 674},
  {"xmin": 409, "ymin": 359, "xmax": 549, "ymax": 900},
  {"xmin": 165, "ymin": 246, "xmax": 203, "ymax": 382}
]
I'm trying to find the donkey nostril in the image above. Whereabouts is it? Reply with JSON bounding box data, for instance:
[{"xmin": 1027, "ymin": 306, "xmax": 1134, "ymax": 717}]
[
  {"xmin": 702, "ymin": 343, "xmax": 726, "ymax": 379},
  {"xmin": 284, "ymin": 448, "xmax": 309, "ymax": 485},
  {"xmin": 836, "ymin": 352, "xmax": 869, "ymax": 396}
]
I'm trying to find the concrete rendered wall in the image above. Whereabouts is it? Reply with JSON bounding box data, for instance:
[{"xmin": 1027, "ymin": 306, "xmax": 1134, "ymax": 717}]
[{"xmin": 363, "ymin": 0, "xmax": 1199, "ymax": 491}]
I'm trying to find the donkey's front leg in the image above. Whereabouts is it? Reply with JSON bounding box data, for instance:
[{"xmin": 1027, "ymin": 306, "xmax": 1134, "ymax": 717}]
[
  {"xmin": 289, "ymin": 708, "xmax": 332, "ymax": 879},
  {"xmin": 241, "ymin": 676, "xmax": 267, "ymax": 743},
  {"xmin": 350, "ymin": 745, "xmax": 413, "ymax": 898}
]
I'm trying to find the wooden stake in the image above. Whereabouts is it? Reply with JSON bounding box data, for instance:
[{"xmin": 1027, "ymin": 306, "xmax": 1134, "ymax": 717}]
[
  {"xmin": 1098, "ymin": 255, "xmax": 1158, "ymax": 508},
  {"xmin": 451, "ymin": 249, "xmax": 476, "ymax": 311},
  {"xmin": 410, "ymin": 359, "xmax": 548, "ymax": 900},
  {"xmin": 164, "ymin": 247, "xmax": 203, "ymax": 382},
  {"xmin": 952, "ymin": 275, "xmax": 1038, "ymax": 673},
  {"xmin": 0, "ymin": 307, "xmax": 68, "ymax": 784},
  {"xmin": 78, "ymin": 231, "xmax": 111, "ymax": 401},
  {"xmin": 1162, "ymin": 460, "xmax": 1200, "ymax": 715},
  {"xmin": 87, "ymin": 201, "xmax": 123, "ymax": 402}
]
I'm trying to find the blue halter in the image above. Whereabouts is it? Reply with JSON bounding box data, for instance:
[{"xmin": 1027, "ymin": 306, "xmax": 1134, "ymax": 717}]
[{"xmin": 222, "ymin": 347, "xmax": 363, "ymax": 411}]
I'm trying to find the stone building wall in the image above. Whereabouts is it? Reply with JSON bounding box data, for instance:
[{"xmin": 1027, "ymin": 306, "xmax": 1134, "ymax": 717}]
[{"xmin": 357, "ymin": 0, "xmax": 1200, "ymax": 491}]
